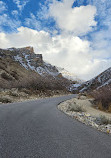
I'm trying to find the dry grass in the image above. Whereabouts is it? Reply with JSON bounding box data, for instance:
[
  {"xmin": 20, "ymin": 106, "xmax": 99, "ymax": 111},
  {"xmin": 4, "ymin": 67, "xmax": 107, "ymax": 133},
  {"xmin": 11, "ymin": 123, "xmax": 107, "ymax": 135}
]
[
  {"xmin": 0, "ymin": 54, "xmax": 71, "ymax": 105},
  {"xmin": 68, "ymin": 103, "xmax": 86, "ymax": 112},
  {"xmin": 0, "ymin": 88, "xmax": 69, "ymax": 104},
  {"xmin": 0, "ymin": 57, "xmax": 70, "ymax": 92},
  {"xmin": 90, "ymin": 85, "xmax": 111, "ymax": 111},
  {"xmin": 0, "ymin": 96, "xmax": 12, "ymax": 103},
  {"xmin": 99, "ymin": 115, "xmax": 111, "ymax": 125}
]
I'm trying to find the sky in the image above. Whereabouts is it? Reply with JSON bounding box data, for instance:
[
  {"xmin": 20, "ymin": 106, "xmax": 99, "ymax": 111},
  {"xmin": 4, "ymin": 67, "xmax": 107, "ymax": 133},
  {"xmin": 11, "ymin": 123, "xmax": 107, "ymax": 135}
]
[{"xmin": 0, "ymin": 0, "xmax": 111, "ymax": 80}]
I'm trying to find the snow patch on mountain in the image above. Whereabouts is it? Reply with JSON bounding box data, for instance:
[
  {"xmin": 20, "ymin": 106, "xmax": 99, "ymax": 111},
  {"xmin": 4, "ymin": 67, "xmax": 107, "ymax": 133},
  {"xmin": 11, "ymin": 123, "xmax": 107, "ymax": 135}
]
[
  {"xmin": 10, "ymin": 47, "xmax": 60, "ymax": 77},
  {"xmin": 71, "ymin": 67, "xmax": 111, "ymax": 93},
  {"xmin": 57, "ymin": 67, "xmax": 83, "ymax": 83}
]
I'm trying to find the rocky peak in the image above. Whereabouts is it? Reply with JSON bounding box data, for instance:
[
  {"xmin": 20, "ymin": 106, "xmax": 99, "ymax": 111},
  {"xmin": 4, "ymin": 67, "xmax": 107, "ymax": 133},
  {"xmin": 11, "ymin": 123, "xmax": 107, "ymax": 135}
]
[
  {"xmin": 25, "ymin": 46, "xmax": 34, "ymax": 53},
  {"xmin": 8, "ymin": 46, "xmax": 34, "ymax": 52},
  {"xmin": 0, "ymin": 47, "xmax": 60, "ymax": 77},
  {"xmin": 0, "ymin": 47, "xmax": 43, "ymax": 65}
]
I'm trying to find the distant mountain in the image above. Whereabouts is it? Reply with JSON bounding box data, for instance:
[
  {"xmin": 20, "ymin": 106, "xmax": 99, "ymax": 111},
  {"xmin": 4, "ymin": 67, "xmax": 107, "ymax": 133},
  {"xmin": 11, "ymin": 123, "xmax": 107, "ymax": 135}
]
[
  {"xmin": 0, "ymin": 47, "xmax": 70, "ymax": 90},
  {"xmin": 57, "ymin": 67, "xmax": 83, "ymax": 83},
  {"xmin": 71, "ymin": 67, "xmax": 111, "ymax": 93}
]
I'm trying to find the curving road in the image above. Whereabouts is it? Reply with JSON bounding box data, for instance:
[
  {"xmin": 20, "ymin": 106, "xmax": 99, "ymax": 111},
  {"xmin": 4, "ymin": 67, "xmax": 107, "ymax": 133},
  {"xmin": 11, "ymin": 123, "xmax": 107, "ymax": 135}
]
[{"xmin": 0, "ymin": 95, "xmax": 111, "ymax": 158}]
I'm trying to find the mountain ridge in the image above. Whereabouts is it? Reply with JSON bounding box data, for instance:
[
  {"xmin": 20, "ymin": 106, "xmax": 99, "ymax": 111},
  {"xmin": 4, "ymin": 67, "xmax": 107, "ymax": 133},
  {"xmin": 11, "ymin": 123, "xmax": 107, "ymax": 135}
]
[
  {"xmin": 1, "ymin": 46, "xmax": 61, "ymax": 78},
  {"xmin": 77, "ymin": 67, "xmax": 111, "ymax": 93},
  {"xmin": 0, "ymin": 46, "xmax": 71, "ymax": 90}
]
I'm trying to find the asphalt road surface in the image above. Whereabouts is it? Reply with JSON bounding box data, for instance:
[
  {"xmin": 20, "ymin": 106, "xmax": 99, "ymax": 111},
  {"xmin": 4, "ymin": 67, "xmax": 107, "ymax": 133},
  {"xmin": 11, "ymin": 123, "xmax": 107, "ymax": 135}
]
[{"xmin": 0, "ymin": 95, "xmax": 111, "ymax": 158}]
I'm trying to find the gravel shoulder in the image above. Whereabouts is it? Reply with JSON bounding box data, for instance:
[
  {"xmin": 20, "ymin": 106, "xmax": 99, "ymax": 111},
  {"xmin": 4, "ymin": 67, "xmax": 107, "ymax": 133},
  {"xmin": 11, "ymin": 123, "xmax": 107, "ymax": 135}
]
[{"xmin": 58, "ymin": 95, "xmax": 111, "ymax": 134}]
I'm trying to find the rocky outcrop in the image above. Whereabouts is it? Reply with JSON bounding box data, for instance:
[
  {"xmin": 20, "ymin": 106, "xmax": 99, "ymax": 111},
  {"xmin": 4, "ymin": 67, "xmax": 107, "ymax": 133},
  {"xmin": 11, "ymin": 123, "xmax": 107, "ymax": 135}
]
[
  {"xmin": 0, "ymin": 46, "xmax": 71, "ymax": 90},
  {"xmin": 25, "ymin": 46, "xmax": 34, "ymax": 52},
  {"xmin": 0, "ymin": 47, "xmax": 60, "ymax": 77}
]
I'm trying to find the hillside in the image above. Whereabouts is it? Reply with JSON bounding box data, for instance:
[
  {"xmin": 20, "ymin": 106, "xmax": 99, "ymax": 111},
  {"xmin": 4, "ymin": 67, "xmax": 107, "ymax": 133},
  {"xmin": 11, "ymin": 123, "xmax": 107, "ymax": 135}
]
[
  {"xmin": 0, "ymin": 47, "xmax": 60, "ymax": 78},
  {"xmin": 74, "ymin": 67, "xmax": 111, "ymax": 93},
  {"xmin": 71, "ymin": 67, "xmax": 111, "ymax": 112},
  {"xmin": 0, "ymin": 47, "xmax": 71, "ymax": 103},
  {"xmin": 57, "ymin": 67, "xmax": 83, "ymax": 83}
]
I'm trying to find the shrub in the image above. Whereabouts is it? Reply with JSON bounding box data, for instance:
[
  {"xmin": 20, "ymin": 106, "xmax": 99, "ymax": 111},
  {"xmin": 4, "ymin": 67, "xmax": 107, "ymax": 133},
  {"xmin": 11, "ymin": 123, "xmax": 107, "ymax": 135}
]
[
  {"xmin": 99, "ymin": 115, "xmax": 111, "ymax": 125},
  {"xmin": 68, "ymin": 103, "xmax": 86, "ymax": 112},
  {"xmin": 8, "ymin": 91, "xmax": 19, "ymax": 97},
  {"xmin": 0, "ymin": 97, "xmax": 12, "ymax": 103},
  {"xmin": 90, "ymin": 85, "xmax": 111, "ymax": 110},
  {"xmin": 1, "ymin": 72, "xmax": 13, "ymax": 81}
]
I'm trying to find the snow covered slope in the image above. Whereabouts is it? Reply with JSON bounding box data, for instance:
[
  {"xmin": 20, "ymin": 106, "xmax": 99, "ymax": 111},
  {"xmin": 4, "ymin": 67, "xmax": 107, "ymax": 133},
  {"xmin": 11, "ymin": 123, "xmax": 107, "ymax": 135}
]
[
  {"xmin": 1, "ymin": 47, "xmax": 60, "ymax": 78},
  {"xmin": 57, "ymin": 67, "xmax": 83, "ymax": 83},
  {"xmin": 72, "ymin": 67, "xmax": 111, "ymax": 93},
  {"xmin": 0, "ymin": 46, "xmax": 71, "ymax": 90}
]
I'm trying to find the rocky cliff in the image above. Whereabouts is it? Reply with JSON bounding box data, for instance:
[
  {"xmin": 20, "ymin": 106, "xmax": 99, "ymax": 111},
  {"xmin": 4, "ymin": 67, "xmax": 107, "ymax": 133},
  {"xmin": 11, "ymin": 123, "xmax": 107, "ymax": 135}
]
[
  {"xmin": 0, "ymin": 47, "xmax": 60, "ymax": 77},
  {"xmin": 0, "ymin": 47, "xmax": 70, "ymax": 90}
]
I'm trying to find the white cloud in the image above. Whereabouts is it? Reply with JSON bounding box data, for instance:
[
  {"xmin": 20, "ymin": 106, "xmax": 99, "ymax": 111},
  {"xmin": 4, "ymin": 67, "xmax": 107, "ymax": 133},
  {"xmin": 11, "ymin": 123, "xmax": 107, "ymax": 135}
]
[
  {"xmin": 48, "ymin": 0, "xmax": 97, "ymax": 35},
  {"xmin": 0, "ymin": 1, "xmax": 6, "ymax": 13},
  {"xmin": 0, "ymin": 14, "xmax": 21, "ymax": 32},
  {"xmin": 37, "ymin": 0, "xmax": 97, "ymax": 35},
  {"xmin": 86, "ymin": 0, "xmax": 111, "ymax": 61},
  {"xmin": 12, "ymin": 10, "xmax": 19, "ymax": 17},
  {"xmin": 0, "ymin": 1, "xmax": 20, "ymax": 32},
  {"xmin": 25, "ymin": 13, "xmax": 41, "ymax": 30},
  {"xmin": 87, "ymin": 0, "xmax": 111, "ymax": 19},
  {"xmin": 13, "ymin": 0, "xmax": 29, "ymax": 11},
  {"xmin": 0, "ymin": 26, "xmax": 111, "ymax": 80},
  {"xmin": 0, "ymin": 32, "xmax": 9, "ymax": 47},
  {"xmin": 0, "ymin": 0, "xmax": 110, "ymax": 80}
]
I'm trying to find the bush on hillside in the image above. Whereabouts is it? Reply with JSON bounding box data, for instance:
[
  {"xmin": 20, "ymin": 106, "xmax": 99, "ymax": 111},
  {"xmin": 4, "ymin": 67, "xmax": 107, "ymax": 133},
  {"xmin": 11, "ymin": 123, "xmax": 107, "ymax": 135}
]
[
  {"xmin": 90, "ymin": 85, "xmax": 111, "ymax": 111},
  {"xmin": 1, "ymin": 72, "xmax": 13, "ymax": 81},
  {"xmin": 0, "ymin": 74, "xmax": 69, "ymax": 92}
]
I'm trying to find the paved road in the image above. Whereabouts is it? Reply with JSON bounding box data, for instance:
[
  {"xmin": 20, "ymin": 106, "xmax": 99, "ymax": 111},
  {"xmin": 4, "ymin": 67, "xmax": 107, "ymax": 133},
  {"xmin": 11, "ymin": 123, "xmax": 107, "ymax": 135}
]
[{"xmin": 0, "ymin": 95, "xmax": 111, "ymax": 158}]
